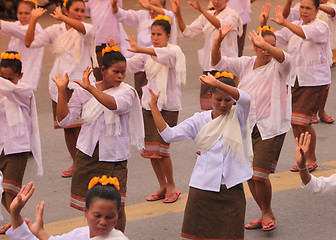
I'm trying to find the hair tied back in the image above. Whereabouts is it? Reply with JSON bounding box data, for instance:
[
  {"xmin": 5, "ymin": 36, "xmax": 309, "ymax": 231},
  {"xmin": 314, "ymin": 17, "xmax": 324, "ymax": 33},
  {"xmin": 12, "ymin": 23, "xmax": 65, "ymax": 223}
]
[
  {"xmin": 257, "ymin": 25, "xmax": 274, "ymax": 34},
  {"xmin": 102, "ymin": 45, "xmax": 121, "ymax": 56},
  {"xmin": 1, "ymin": 52, "xmax": 21, "ymax": 61}
]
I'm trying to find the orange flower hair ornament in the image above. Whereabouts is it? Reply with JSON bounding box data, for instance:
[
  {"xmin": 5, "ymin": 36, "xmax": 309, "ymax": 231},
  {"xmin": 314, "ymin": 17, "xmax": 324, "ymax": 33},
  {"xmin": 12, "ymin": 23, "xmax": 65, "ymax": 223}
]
[
  {"xmin": 257, "ymin": 25, "xmax": 274, "ymax": 34},
  {"xmin": 63, "ymin": 0, "xmax": 68, "ymax": 7},
  {"xmin": 214, "ymin": 71, "xmax": 234, "ymax": 80},
  {"xmin": 88, "ymin": 175, "xmax": 120, "ymax": 190},
  {"xmin": 24, "ymin": 0, "xmax": 38, "ymax": 8},
  {"xmin": 154, "ymin": 15, "xmax": 172, "ymax": 24},
  {"xmin": 102, "ymin": 45, "xmax": 121, "ymax": 56},
  {"xmin": 1, "ymin": 52, "xmax": 21, "ymax": 61}
]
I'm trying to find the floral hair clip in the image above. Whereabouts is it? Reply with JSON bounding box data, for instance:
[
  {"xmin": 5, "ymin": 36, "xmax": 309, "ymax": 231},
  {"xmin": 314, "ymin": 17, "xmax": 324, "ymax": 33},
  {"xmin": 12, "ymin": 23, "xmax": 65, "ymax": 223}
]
[
  {"xmin": 24, "ymin": 0, "xmax": 38, "ymax": 8},
  {"xmin": 214, "ymin": 71, "xmax": 234, "ymax": 80},
  {"xmin": 88, "ymin": 175, "xmax": 120, "ymax": 190},
  {"xmin": 102, "ymin": 45, "xmax": 121, "ymax": 56},
  {"xmin": 257, "ymin": 25, "xmax": 275, "ymax": 34},
  {"xmin": 63, "ymin": 0, "xmax": 68, "ymax": 7},
  {"xmin": 154, "ymin": 15, "xmax": 172, "ymax": 24},
  {"xmin": 1, "ymin": 52, "xmax": 21, "ymax": 61}
]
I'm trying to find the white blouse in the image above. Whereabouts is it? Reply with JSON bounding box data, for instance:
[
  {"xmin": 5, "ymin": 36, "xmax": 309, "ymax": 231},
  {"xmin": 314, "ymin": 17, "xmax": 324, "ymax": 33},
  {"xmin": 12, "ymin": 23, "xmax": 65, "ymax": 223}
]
[
  {"xmin": 227, "ymin": 0, "xmax": 251, "ymax": 25},
  {"xmin": 0, "ymin": 20, "xmax": 44, "ymax": 90},
  {"xmin": 275, "ymin": 19, "xmax": 331, "ymax": 87},
  {"xmin": 29, "ymin": 22, "xmax": 96, "ymax": 102},
  {"xmin": 58, "ymin": 86, "xmax": 135, "ymax": 162},
  {"xmin": 6, "ymin": 222, "xmax": 128, "ymax": 240},
  {"xmin": 181, "ymin": 8, "xmax": 240, "ymax": 71},
  {"xmin": 126, "ymin": 46, "xmax": 183, "ymax": 111},
  {"xmin": 114, "ymin": 8, "xmax": 177, "ymax": 47},
  {"xmin": 160, "ymin": 89, "xmax": 252, "ymax": 191},
  {"xmin": 213, "ymin": 52, "xmax": 292, "ymax": 140},
  {"xmin": 302, "ymin": 174, "xmax": 336, "ymax": 195},
  {"xmin": 0, "ymin": 77, "xmax": 33, "ymax": 155}
]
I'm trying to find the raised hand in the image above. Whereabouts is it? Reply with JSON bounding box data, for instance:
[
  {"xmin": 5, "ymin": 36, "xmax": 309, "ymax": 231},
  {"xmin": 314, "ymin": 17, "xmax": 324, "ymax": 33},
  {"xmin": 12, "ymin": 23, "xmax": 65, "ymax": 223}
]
[
  {"xmin": 74, "ymin": 66, "xmax": 93, "ymax": 90},
  {"xmin": 31, "ymin": 7, "xmax": 47, "ymax": 19},
  {"xmin": 50, "ymin": 6, "xmax": 64, "ymax": 21},
  {"xmin": 139, "ymin": 0, "xmax": 151, "ymax": 9},
  {"xmin": 259, "ymin": 3, "xmax": 271, "ymax": 26},
  {"xmin": 26, "ymin": 201, "xmax": 49, "ymax": 239},
  {"xmin": 108, "ymin": 37, "xmax": 117, "ymax": 47},
  {"xmin": 170, "ymin": 0, "xmax": 180, "ymax": 14},
  {"xmin": 148, "ymin": 88, "xmax": 160, "ymax": 109},
  {"xmin": 199, "ymin": 73, "xmax": 218, "ymax": 88},
  {"xmin": 51, "ymin": 72, "xmax": 69, "ymax": 91},
  {"xmin": 10, "ymin": 182, "xmax": 35, "ymax": 216},
  {"xmin": 126, "ymin": 35, "xmax": 141, "ymax": 53},
  {"xmin": 271, "ymin": 5, "xmax": 285, "ymax": 25},
  {"xmin": 295, "ymin": 132, "xmax": 311, "ymax": 169},
  {"xmin": 248, "ymin": 30, "xmax": 267, "ymax": 49},
  {"xmin": 214, "ymin": 24, "xmax": 233, "ymax": 44},
  {"xmin": 188, "ymin": 0, "xmax": 202, "ymax": 11}
]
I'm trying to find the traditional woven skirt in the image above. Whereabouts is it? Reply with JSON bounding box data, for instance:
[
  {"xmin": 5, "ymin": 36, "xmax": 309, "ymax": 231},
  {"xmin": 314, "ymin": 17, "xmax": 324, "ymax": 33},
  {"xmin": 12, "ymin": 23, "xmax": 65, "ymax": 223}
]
[
  {"xmin": 291, "ymin": 80, "xmax": 327, "ymax": 127},
  {"xmin": 0, "ymin": 151, "xmax": 28, "ymax": 196},
  {"xmin": 181, "ymin": 185, "xmax": 245, "ymax": 240},
  {"xmin": 70, "ymin": 145, "xmax": 127, "ymax": 211},
  {"xmin": 251, "ymin": 126, "xmax": 286, "ymax": 182},
  {"xmin": 53, "ymin": 88, "xmax": 83, "ymax": 129},
  {"xmin": 141, "ymin": 109, "xmax": 178, "ymax": 159}
]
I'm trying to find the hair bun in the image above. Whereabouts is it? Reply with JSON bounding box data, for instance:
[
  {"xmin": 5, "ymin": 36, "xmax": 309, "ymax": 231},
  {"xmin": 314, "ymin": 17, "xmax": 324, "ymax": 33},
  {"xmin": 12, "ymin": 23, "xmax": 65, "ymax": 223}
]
[
  {"xmin": 102, "ymin": 45, "xmax": 121, "ymax": 56},
  {"xmin": 24, "ymin": 0, "xmax": 38, "ymax": 8},
  {"xmin": 257, "ymin": 25, "xmax": 274, "ymax": 34}
]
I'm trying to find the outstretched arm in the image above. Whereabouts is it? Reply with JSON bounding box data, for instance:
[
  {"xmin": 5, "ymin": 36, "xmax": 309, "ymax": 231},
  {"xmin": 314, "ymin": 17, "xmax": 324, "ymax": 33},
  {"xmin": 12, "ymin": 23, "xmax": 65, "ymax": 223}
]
[
  {"xmin": 171, "ymin": 0, "xmax": 186, "ymax": 32},
  {"xmin": 126, "ymin": 36, "xmax": 157, "ymax": 56},
  {"xmin": 52, "ymin": 73, "xmax": 70, "ymax": 122},
  {"xmin": 319, "ymin": 5, "xmax": 336, "ymax": 17},
  {"xmin": 295, "ymin": 132, "xmax": 312, "ymax": 185},
  {"xmin": 189, "ymin": 0, "xmax": 220, "ymax": 29},
  {"xmin": 139, "ymin": 0, "xmax": 165, "ymax": 15},
  {"xmin": 248, "ymin": 30, "xmax": 285, "ymax": 63},
  {"xmin": 25, "ymin": 7, "xmax": 47, "ymax": 47},
  {"xmin": 283, "ymin": 0, "xmax": 293, "ymax": 19},
  {"xmin": 148, "ymin": 89, "xmax": 167, "ymax": 132},
  {"xmin": 199, "ymin": 73, "xmax": 239, "ymax": 100},
  {"xmin": 211, "ymin": 24, "xmax": 233, "ymax": 66},
  {"xmin": 50, "ymin": 6, "xmax": 86, "ymax": 34},
  {"xmin": 74, "ymin": 67, "xmax": 118, "ymax": 110},
  {"xmin": 271, "ymin": 5, "xmax": 306, "ymax": 39},
  {"xmin": 111, "ymin": 0, "xmax": 119, "ymax": 14}
]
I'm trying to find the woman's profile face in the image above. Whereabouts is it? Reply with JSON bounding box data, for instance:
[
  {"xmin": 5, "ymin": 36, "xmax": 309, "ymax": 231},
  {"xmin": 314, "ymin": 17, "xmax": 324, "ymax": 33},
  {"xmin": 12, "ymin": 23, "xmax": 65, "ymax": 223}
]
[{"xmin": 300, "ymin": 0, "xmax": 318, "ymax": 24}]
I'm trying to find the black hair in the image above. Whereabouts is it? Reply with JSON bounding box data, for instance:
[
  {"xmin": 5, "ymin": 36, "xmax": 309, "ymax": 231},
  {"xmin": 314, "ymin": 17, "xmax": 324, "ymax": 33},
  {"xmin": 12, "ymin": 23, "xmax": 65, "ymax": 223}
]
[
  {"xmin": 0, "ymin": 51, "xmax": 22, "ymax": 74},
  {"xmin": 301, "ymin": 0, "xmax": 320, "ymax": 8},
  {"xmin": 18, "ymin": 0, "xmax": 36, "ymax": 10},
  {"xmin": 64, "ymin": 0, "xmax": 85, "ymax": 11},
  {"xmin": 161, "ymin": 0, "xmax": 166, "ymax": 7},
  {"xmin": 85, "ymin": 183, "xmax": 121, "ymax": 211},
  {"xmin": 152, "ymin": 19, "xmax": 171, "ymax": 35},
  {"xmin": 209, "ymin": 73, "xmax": 236, "ymax": 95},
  {"xmin": 102, "ymin": 50, "xmax": 126, "ymax": 69},
  {"xmin": 261, "ymin": 30, "xmax": 276, "ymax": 41}
]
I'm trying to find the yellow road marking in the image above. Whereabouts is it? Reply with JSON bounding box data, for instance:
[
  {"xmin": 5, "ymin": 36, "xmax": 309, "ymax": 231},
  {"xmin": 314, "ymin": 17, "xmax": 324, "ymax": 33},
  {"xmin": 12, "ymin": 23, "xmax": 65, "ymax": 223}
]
[{"xmin": 2, "ymin": 161, "xmax": 336, "ymax": 238}]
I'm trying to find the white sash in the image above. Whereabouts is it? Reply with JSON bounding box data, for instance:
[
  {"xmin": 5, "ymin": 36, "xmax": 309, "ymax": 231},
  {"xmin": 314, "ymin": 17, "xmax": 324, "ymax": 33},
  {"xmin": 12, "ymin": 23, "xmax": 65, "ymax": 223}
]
[
  {"xmin": 194, "ymin": 107, "xmax": 253, "ymax": 168},
  {"xmin": 81, "ymin": 83, "xmax": 144, "ymax": 149},
  {"xmin": 144, "ymin": 44, "xmax": 186, "ymax": 105}
]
